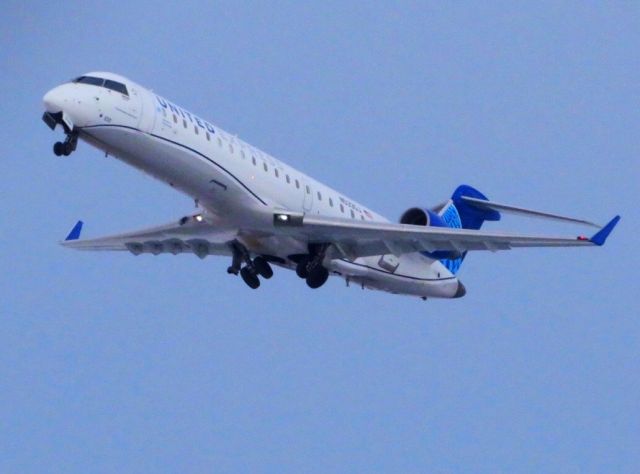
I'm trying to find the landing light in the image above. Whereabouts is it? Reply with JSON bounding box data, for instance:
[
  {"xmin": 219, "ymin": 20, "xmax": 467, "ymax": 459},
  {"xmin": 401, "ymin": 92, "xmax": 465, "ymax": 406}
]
[
  {"xmin": 195, "ymin": 214, "xmax": 204, "ymax": 222},
  {"xmin": 273, "ymin": 212, "xmax": 304, "ymax": 227}
]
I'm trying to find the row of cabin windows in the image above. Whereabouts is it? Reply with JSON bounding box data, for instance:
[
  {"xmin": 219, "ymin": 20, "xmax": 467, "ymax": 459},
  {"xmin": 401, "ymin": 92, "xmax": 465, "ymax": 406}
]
[{"xmin": 165, "ymin": 109, "xmax": 369, "ymax": 220}]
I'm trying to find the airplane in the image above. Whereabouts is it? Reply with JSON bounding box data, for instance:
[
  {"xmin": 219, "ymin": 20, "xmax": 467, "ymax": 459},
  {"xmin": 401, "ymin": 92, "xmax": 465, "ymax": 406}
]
[{"xmin": 42, "ymin": 72, "xmax": 620, "ymax": 299}]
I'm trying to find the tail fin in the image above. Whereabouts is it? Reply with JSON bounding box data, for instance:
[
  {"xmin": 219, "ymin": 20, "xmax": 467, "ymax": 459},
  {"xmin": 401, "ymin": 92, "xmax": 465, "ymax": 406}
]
[{"xmin": 436, "ymin": 185, "xmax": 501, "ymax": 273}]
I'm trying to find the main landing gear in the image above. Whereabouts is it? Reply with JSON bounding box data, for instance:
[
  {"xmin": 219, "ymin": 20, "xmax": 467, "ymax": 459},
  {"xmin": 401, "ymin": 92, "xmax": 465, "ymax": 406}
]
[
  {"xmin": 53, "ymin": 132, "xmax": 78, "ymax": 157},
  {"xmin": 227, "ymin": 241, "xmax": 330, "ymax": 291},
  {"xmin": 295, "ymin": 244, "xmax": 329, "ymax": 289},
  {"xmin": 227, "ymin": 241, "xmax": 273, "ymax": 289}
]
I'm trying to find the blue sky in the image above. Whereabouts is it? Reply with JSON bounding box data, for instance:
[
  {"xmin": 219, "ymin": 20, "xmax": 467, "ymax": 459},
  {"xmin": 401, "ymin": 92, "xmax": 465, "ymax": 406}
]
[{"xmin": 1, "ymin": 2, "xmax": 638, "ymax": 472}]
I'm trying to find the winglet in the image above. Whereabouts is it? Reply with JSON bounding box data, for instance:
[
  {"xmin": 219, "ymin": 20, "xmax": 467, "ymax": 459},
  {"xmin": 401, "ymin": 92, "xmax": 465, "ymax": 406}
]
[
  {"xmin": 65, "ymin": 220, "xmax": 84, "ymax": 241},
  {"xmin": 590, "ymin": 215, "xmax": 620, "ymax": 246}
]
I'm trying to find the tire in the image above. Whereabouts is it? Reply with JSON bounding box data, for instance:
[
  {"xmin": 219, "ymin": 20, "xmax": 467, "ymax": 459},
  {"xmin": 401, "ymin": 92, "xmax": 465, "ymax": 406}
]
[
  {"xmin": 296, "ymin": 256, "xmax": 310, "ymax": 279},
  {"xmin": 306, "ymin": 265, "xmax": 329, "ymax": 289},
  {"xmin": 240, "ymin": 266, "xmax": 260, "ymax": 289},
  {"xmin": 53, "ymin": 142, "xmax": 64, "ymax": 156},
  {"xmin": 253, "ymin": 256, "xmax": 273, "ymax": 279},
  {"xmin": 62, "ymin": 142, "xmax": 73, "ymax": 156}
]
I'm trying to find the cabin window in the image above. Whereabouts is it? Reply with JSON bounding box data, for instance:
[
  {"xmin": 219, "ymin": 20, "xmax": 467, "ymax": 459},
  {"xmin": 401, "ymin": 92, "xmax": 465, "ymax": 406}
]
[
  {"xmin": 286, "ymin": 174, "xmax": 290, "ymax": 184},
  {"xmin": 194, "ymin": 125, "xmax": 199, "ymax": 135},
  {"xmin": 360, "ymin": 214, "xmax": 365, "ymax": 220},
  {"xmin": 340, "ymin": 204, "xmax": 345, "ymax": 213},
  {"xmin": 305, "ymin": 185, "xmax": 310, "ymax": 194},
  {"xmin": 206, "ymin": 132, "xmax": 210, "ymax": 141},
  {"xmin": 295, "ymin": 179, "xmax": 300, "ymax": 189},
  {"xmin": 172, "ymin": 114, "xmax": 177, "ymax": 123},
  {"xmin": 162, "ymin": 109, "xmax": 167, "ymax": 118},
  {"xmin": 350, "ymin": 210, "xmax": 355, "ymax": 219},
  {"xmin": 274, "ymin": 169, "xmax": 279, "ymax": 178},
  {"xmin": 241, "ymin": 150, "xmax": 246, "ymax": 159},
  {"xmin": 183, "ymin": 119, "xmax": 187, "ymax": 129},
  {"xmin": 317, "ymin": 191, "xmax": 322, "ymax": 201},
  {"xmin": 252, "ymin": 156, "xmax": 257, "ymax": 166},
  {"xmin": 329, "ymin": 198, "xmax": 333, "ymax": 207},
  {"xmin": 217, "ymin": 137, "xmax": 222, "ymax": 147},
  {"xmin": 229, "ymin": 144, "xmax": 234, "ymax": 154},
  {"xmin": 263, "ymin": 162, "xmax": 268, "ymax": 172}
]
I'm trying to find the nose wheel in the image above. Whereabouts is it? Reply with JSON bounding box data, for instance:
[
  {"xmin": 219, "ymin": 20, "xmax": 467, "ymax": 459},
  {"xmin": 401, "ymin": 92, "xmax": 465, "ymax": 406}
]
[{"xmin": 53, "ymin": 133, "xmax": 78, "ymax": 157}]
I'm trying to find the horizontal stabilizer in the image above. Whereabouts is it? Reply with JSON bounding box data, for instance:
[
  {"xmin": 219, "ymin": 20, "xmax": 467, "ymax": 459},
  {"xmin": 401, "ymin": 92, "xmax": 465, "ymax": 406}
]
[{"xmin": 460, "ymin": 196, "xmax": 601, "ymax": 228}]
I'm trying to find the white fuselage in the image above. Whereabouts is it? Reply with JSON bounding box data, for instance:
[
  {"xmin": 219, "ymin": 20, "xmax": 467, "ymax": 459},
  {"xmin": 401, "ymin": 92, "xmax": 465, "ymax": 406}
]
[{"xmin": 43, "ymin": 72, "xmax": 462, "ymax": 298}]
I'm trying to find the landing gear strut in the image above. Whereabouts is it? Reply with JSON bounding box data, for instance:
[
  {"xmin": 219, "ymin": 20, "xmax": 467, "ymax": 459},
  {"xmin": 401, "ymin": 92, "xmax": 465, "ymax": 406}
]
[
  {"xmin": 227, "ymin": 241, "xmax": 273, "ymax": 289},
  {"xmin": 53, "ymin": 132, "xmax": 78, "ymax": 157}
]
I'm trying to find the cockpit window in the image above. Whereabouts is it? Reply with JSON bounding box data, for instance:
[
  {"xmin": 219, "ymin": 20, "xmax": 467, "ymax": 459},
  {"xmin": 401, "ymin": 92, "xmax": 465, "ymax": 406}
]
[
  {"xmin": 72, "ymin": 76, "xmax": 129, "ymax": 96},
  {"xmin": 74, "ymin": 76, "xmax": 104, "ymax": 86},
  {"xmin": 104, "ymin": 79, "xmax": 128, "ymax": 95}
]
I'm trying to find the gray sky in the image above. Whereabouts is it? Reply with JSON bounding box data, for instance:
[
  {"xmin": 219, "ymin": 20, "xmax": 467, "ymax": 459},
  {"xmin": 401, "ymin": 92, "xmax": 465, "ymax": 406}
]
[{"xmin": 1, "ymin": 1, "xmax": 638, "ymax": 472}]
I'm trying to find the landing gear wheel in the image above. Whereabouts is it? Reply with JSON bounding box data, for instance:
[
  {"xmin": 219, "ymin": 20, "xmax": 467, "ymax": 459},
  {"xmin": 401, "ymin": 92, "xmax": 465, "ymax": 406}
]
[
  {"xmin": 240, "ymin": 266, "xmax": 260, "ymax": 289},
  {"xmin": 306, "ymin": 265, "xmax": 329, "ymax": 289},
  {"xmin": 296, "ymin": 256, "xmax": 310, "ymax": 279},
  {"xmin": 62, "ymin": 142, "xmax": 73, "ymax": 156},
  {"xmin": 253, "ymin": 256, "xmax": 273, "ymax": 279},
  {"xmin": 53, "ymin": 142, "xmax": 65, "ymax": 156}
]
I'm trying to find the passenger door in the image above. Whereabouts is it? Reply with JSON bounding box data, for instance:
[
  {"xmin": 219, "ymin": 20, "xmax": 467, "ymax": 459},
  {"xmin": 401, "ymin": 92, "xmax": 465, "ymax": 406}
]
[
  {"xmin": 302, "ymin": 179, "xmax": 314, "ymax": 212},
  {"xmin": 104, "ymin": 79, "xmax": 142, "ymax": 128}
]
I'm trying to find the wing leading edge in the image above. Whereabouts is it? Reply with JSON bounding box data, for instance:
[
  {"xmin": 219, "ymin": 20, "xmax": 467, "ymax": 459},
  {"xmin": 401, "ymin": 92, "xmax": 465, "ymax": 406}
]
[
  {"xmin": 61, "ymin": 214, "xmax": 237, "ymax": 258},
  {"xmin": 273, "ymin": 212, "xmax": 620, "ymax": 260}
]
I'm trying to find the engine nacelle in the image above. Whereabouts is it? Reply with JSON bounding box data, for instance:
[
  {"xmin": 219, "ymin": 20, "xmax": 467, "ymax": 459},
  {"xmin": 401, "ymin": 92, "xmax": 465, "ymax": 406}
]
[
  {"xmin": 399, "ymin": 207, "xmax": 461, "ymax": 260},
  {"xmin": 399, "ymin": 208, "xmax": 448, "ymax": 227}
]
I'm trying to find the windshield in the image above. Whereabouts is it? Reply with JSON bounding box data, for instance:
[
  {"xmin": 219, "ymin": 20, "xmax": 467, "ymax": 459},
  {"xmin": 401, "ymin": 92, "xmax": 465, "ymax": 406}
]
[{"xmin": 72, "ymin": 76, "xmax": 129, "ymax": 96}]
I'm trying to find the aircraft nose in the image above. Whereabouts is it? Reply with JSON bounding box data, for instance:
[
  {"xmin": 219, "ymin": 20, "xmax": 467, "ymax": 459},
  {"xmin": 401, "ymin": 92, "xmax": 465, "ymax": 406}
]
[{"xmin": 43, "ymin": 86, "xmax": 66, "ymax": 113}]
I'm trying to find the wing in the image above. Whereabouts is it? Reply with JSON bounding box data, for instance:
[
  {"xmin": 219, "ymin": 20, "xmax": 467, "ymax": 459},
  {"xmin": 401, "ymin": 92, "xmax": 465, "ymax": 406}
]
[
  {"xmin": 273, "ymin": 212, "xmax": 620, "ymax": 260},
  {"xmin": 61, "ymin": 214, "xmax": 237, "ymax": 258}
]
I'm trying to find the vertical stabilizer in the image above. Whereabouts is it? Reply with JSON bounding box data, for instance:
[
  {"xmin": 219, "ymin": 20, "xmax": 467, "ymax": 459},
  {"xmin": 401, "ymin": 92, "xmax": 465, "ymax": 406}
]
[{"xmin": 435, "ymin": 185, "xmax": 501, "ymax": 273}]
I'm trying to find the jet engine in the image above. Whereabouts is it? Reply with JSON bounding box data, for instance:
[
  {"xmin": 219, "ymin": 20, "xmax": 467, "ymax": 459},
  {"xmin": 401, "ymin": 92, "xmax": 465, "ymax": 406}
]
[
  {"xmin": 399, "ymin": 207, "xmax": 461, "ymax": 260},
  {"xmin": 399, "ymin": 207, "xmax": 448, "ymax": 227}
]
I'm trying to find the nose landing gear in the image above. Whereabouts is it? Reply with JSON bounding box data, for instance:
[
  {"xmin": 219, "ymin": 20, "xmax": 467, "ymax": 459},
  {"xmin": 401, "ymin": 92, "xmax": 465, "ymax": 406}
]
[{"xmin": 53, "ymin": 132, "xmax": 78, "ymax": 157}]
